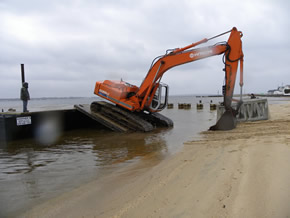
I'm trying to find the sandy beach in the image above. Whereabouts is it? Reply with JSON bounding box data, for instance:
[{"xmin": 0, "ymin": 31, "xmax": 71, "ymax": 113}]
[{"xmin": 23, "ymin": 102, "xmax": 290, "ymax": 218}]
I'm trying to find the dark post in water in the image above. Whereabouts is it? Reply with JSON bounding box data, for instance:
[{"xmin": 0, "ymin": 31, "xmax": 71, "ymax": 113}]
[{"xmin": 21, "ymin": 64, "xmax": 25, "ymax": 84}]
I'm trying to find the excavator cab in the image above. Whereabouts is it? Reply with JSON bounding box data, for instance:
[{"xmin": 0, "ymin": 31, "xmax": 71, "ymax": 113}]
[{"xmin": 149, "ymin": 83, "xmax": 169, "ymax": 112}]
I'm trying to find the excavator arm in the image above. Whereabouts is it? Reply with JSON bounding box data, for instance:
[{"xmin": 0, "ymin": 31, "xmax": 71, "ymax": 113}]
[
  {"xmin": 137, "ymin": 27, "xmax": 243, "ymax": 112},
  {"xmin": 137, "ymin": 43, "xmax": 228, "ymax": 110}
]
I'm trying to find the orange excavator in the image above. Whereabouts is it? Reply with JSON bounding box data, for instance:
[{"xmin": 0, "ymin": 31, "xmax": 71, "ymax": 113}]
[{"xmin": 90, "ymin": 27, "xmax": 244, "ymax": 131}]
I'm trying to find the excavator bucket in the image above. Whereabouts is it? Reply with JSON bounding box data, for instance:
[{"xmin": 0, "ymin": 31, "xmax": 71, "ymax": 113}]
[{"xmin": 209, "ymin": 110, "xmax": 237, "ymax": 131}]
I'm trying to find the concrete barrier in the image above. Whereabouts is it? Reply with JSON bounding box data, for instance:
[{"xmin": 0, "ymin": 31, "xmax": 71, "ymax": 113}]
[{"xmin": 217, "ymin": 98, "xmax": 269, "ymax": 122}]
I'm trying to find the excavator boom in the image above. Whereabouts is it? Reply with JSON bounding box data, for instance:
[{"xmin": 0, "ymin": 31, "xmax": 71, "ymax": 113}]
[{"xmin": 137, "ymin": 43, "xmax": 228, "ymax": 110}]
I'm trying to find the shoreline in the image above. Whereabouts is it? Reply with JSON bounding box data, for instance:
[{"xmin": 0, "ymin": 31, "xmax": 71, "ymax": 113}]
[{"xmin": 22, "ymin": 102, "xmax": 290, "ymax": 218}]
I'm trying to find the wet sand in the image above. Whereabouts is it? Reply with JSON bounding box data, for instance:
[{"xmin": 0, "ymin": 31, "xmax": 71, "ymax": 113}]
[{"xmin": 23, "ymin": 102, "xmax": 290, "ymax": 218}]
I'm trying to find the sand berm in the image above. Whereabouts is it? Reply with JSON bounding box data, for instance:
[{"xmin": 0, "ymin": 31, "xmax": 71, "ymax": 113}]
[{"xmin": 23, "ymin": 102, "xmax": 290, "ymax": 218}]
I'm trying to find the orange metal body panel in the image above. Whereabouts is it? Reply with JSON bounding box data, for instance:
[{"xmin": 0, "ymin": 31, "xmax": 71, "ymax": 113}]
[{"xmin": 94, "ymin": 80, "xmax": 140, "ymax": 111}]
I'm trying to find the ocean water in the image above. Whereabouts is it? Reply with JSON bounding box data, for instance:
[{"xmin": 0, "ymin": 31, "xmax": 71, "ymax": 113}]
[{"xmin": 0, "ymin": 96, "xmax": 288, "ymax": 216}]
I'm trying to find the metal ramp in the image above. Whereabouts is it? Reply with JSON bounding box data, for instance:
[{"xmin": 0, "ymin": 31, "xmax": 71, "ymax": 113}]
[{"xmin": 74, "ymin": 104, "xmax": 129, "ymax": 132}]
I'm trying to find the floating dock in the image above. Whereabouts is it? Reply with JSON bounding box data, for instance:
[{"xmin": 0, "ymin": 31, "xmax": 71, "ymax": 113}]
[
  {"xmin": 75, "ymin": 104, "xmax": 128, "ymax": 132},
  {"xmin": 0, "ymin": 108, "xmax": 104, "ymax": 148},
  {"xmin": 0, "ymin": 101, "xmax": 173, "ymax": 148}
]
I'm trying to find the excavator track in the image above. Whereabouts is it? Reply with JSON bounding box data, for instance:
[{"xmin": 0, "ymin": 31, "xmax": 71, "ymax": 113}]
[
  {"xmin": 75, "ymin": 101, "xmax": 174, "ymax": 132},
  {"xmin": 137, "ymin": 111, "xmax": 174, "ymax": 128},
  {"xmin": 90, "ymin": 101, "xmax": 154, "ymax": 132},
  {"xmin": 75, "ymin": 101, "xmax": 173, "ymax": 132}
]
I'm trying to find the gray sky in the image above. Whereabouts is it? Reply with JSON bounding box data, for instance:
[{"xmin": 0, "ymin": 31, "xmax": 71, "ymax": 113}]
[{"xmin": 0, "ymin": 0, "xmax": 289, "ymax": 98}]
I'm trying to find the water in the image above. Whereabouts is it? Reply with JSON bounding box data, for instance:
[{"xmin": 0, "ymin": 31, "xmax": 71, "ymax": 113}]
[
  {"xmin": 0, "ymin": 97, "xmax": 99, "ymax": 112},
  {"xmin": 0, "ymin": 96, "xmax": 288, "ymax": 216}
]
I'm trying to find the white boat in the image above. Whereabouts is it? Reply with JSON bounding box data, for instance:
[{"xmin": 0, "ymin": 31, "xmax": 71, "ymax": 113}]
[{"xmin": 268, "ymin": 85, "xmax": 290, "ymax": 95}]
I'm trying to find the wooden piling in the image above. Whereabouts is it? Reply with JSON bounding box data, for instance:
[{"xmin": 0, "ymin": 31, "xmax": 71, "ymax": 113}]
[
  {"xmin": 178, "ymin": 103, "xmax": 191, "ymax": 109},
  {"xmin": 210, "ymin": 104, "xmax": 217, "ymax": 110},
  {"xmin": 167, "ymin": 103, "xmax": 174, "ymax": 109},
  {"xmin": 21, "ymin": 64, "xmax": 25, "ymax": 84}
]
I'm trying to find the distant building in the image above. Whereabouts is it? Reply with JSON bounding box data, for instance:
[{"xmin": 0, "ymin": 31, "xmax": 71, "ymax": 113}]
[{"xmin": 268, "ymin": 85, "xmax": 290, "ymax": 95}]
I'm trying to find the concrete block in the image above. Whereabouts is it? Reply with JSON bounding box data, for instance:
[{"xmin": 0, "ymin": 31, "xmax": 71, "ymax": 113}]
[{"xmin": 217, "ymin": 98, "xmax": 269, "ymax": 122}]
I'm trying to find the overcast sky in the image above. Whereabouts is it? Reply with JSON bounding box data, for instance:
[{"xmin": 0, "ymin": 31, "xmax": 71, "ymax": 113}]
[{"xmin": 0, "ymin": 0, "xmax": 289, "ymax": 98}]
